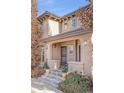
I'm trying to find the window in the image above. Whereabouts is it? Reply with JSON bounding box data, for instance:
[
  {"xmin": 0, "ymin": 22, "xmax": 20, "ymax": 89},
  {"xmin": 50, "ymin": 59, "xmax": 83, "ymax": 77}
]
[
  {"xmin": 72, "ymin": 18, "xmax": 77, "ymax": 28},
  {"xmin": 68, "ymin": 45, "xmax": 74, "ymax": 55},
  {"xmin": 64, "ymin": 22, "xmax": 68, "ymax": 30},
  {"xmin": 79, "ymin": 45, "xmax": 81, "ymax": 61},
  {"xmin": 68, "ymin": 45, "xmax": 75, "ymax": 61},
  {"xmin": 75, "ymin": 40, "xmax": 81, "ymax": 61},
  {"xmin": 41, "ymin": 47, "xmax": 45, "ymax": 62}
]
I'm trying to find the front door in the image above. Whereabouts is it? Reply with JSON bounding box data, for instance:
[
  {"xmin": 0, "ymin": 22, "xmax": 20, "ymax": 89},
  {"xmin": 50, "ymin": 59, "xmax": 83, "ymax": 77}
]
[{"xmin": 61, "ymin": 46, "xmax": 67, "ymax": 67}]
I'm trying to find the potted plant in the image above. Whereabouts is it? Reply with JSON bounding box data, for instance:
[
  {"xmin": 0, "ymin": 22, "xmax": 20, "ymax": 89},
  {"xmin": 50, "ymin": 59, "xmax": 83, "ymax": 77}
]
[
  {"xmin": 43, "ymin": 62, "xmax": 50, "ymax": 75},
  {"xmin": 62, "ymin": 64, "xmax": 68, "ymax": 78}
]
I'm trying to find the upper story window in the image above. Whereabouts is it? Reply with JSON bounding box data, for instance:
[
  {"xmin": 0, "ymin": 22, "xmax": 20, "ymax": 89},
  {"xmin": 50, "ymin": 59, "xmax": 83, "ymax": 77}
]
[
  {"xmin": 64, "ymin": 21, "xmax": 68, "ymax": 30},
  {"xmin": 72, "ymin": 17, "xmax": 77, "ymax": 28}
]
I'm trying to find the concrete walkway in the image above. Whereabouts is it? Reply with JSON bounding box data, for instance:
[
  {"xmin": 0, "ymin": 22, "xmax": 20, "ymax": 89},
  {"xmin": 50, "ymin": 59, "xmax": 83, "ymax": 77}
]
[
  {"xmin": 31, "ymin": 78, "xmax": 63, "ymax": 93},
  {"xmin": 31, "ymin": 87, "xmax": 61, "ymax": 93}
]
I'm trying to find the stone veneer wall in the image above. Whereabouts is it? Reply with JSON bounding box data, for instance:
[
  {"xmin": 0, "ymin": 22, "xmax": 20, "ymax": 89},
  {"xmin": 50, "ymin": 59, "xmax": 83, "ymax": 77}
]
[{"xmin": 75, "ymin": 2, "xmax": 93, "ymax": 29}]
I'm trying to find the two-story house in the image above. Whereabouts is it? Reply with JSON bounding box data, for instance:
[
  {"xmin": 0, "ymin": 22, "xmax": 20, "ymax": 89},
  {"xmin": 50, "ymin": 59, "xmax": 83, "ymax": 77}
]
[{"xmin": 37, "ymin": 5, "xmax": 92, "ymax": 76}]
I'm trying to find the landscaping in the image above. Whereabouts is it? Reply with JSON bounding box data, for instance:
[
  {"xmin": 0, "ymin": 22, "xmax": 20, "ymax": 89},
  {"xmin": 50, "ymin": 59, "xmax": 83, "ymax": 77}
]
[{"xmin": 58, "ymin": 72, "xmax": 93, "ymax": 93}]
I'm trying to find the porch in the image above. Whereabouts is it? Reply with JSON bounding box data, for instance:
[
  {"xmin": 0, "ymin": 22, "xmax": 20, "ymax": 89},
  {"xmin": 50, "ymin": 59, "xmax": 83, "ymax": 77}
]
[
  {"xmin": 46, "ymin": 38, "xmax": 84, "ymax": 74},
  {"xmin": 41, "ymin": 29, "xmax": 92, "ymax": 75}
]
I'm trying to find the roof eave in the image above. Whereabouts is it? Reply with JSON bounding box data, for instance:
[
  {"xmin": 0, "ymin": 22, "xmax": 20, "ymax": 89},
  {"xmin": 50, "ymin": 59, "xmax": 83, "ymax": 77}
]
[{"xmin": 41, "ymin": 28, "xmax": 92, "ymax": 43}]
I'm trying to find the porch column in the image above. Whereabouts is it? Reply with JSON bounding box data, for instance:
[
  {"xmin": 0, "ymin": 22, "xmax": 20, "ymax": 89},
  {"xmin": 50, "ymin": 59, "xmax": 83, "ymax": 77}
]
[
  {"xmin": 47, "ymin": 43, "xmax": 52, "ymax": 60},
  {"xmin": 80, "ymin": 39, "xmax": 86, "ymax": 75},
  {"xmin": 47, "ymin": 43, "xmax": 52, "ymax": 69}
]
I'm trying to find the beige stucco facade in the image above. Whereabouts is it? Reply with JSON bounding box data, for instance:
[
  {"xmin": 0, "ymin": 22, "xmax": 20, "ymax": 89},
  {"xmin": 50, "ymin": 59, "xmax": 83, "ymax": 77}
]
[{"xmin": 38, "ymin": 10, "xmax": 93, "ymax": 77}]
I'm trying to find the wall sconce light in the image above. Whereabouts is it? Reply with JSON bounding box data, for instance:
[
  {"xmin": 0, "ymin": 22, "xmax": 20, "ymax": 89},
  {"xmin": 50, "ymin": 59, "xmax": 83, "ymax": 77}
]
[{"xmin": 84, "ymin": 41, "xmax": 88, "ymax": 46}]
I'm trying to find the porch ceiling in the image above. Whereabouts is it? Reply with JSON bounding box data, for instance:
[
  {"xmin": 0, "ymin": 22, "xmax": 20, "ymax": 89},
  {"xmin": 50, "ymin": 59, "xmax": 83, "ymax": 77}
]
[{"xmin": 41, "ymin": 28, "xmax": 92, "ymax": 43}]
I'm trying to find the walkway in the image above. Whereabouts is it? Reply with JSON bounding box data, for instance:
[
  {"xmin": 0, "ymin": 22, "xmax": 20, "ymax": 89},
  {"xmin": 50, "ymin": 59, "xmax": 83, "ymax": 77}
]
[
  {"xmin": 32, "ymin": 78, "xmax": 63, "ymax": 93},
  {"xmin": 31, "ymin": 70, "xmax": 63, "ymax": 93}
]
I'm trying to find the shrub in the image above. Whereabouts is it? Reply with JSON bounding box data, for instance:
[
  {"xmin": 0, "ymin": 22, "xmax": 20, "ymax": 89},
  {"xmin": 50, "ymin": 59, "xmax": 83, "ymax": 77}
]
[
  {"xmin": 62, "ymin": 64, "xmax": 68, "ymax": 73},
  {"xmin": 58, "ymin": 72, "xmax": 92, "ymax": 93},
  {"xmin": 43, "ymin": 62, "xmax": 50, "ymax": 69}
]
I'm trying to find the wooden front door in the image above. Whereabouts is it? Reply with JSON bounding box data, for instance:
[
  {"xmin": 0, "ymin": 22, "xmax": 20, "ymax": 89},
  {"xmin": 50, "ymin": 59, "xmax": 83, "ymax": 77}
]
[{"xmin": 61, "ymin": 46, "xmax": 67, "ymax": 67}]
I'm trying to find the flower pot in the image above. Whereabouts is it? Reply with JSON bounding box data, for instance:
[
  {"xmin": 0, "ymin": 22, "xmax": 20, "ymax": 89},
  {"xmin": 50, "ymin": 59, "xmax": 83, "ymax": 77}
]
[{"xmin": 45, "ymin": 69, "xmax": 50, "ymax": 76}]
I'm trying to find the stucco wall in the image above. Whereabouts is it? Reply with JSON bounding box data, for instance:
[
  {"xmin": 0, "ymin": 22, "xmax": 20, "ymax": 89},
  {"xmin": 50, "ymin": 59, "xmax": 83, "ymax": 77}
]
[
  {"xmin": 80, "ymin": 33, "xmax": 92, "ymax": 76},
  {"xmin": 41, "ymin": 19, "xmax": 60, "ymax": 38},
  {"xmin": 48, "ymin": 19, "xmax": 59, "ymax": 36},
  {"xmin": 60, "ymin": 33, "xmax": 92, "ymax": 76},
  {"xmin": 41, "ymin": 20, "xmax": 49, "ymax": 38},
  {"xmin": 68, "ymin": 62, "xmax": 83, "ymax": 74},
  {"xmin": 52, "ymin": 43, "xmax": 61, "ymax": 60}
]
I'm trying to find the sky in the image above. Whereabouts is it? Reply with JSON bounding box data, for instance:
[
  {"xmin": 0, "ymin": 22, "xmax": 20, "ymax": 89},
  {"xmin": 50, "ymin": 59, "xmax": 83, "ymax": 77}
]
[{"xmin": 37, "ymin": 0, "xmax": 89, "ymax": 16}]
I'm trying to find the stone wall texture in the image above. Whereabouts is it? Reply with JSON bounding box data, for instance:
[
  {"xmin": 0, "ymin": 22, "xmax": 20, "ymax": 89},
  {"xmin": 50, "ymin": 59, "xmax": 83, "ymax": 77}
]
[
  {"xmin": 31, "ymin": 0, "xmax": 45, "ymax": 78},
  {"xmin": 75, "ymin": 2, "xmax": 93, "ymax": 29}
]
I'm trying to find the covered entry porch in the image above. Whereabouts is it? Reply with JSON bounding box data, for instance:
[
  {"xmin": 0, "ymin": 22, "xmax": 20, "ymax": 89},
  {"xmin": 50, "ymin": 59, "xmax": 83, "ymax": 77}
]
[
  {"xmin": 44, "ymin": 35, "xmax": 85, "ymax": 74},
  {"xmin": 48, "ymin": 39, "xmax": 81, "ymax": 69},
  {"xmin": 41, "ymin": 28, "xmax": 92, "ymax": 75}
]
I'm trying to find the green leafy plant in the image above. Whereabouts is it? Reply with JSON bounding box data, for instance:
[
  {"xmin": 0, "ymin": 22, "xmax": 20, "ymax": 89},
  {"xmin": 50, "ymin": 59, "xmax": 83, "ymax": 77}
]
[
  {"xmin": 62, "ymin": 64, "xmax": 68, "ymax": 73},
  {"xmin": 58, "ymin": 72, "xmax": 92, "ymax": 93},
  {"xmin": 43, "ymin": 62, "xmax": 50, "ymax": 69}
]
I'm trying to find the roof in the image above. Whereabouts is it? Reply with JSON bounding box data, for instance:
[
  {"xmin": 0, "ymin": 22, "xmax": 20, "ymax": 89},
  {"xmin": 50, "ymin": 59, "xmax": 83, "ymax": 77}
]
[
  {"xmin": 38, "ymin": 11, "xmax": 61, "ymax": 19},
  {"xmin": 37, "ymin": 11, "xmax": 61, "ymax": 23},
  {"xmin": 62, "ymin": 4, "xmax": 91, "ymax": 18},
  {"xmin": 41, "ymin": 28, "xmax": 92, "ymax": 43},
  {"xmin": 37, "ymin": 4, "xmax": 91, "ymax": 23}
]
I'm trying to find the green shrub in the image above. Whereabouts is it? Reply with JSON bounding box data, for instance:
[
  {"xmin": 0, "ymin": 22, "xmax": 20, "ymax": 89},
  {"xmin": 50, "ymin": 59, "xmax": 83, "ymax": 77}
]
[
  {"xmin": 58, "ymin": 72, "xmax": 92, "ymax": 93},
  {"xmin": 43, "ymin": 62, "xmax": 50, "ymax": 69},
  {"xmin": 62, "ymin": 64, "xmax": 68, "ymax": 73}
]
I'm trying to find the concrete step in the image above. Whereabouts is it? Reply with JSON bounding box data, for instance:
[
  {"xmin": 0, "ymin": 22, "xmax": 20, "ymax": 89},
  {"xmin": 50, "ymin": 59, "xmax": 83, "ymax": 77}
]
[
  {"xmin": 42, "ymin": 78, "xmax": 59, "ymax": 87},
  {"xmin": 50, "ymin": 70, "xmax": 63, "ymax": 77},
  {"xmin": 41, "ymin": 76, "xmax": 63, "ymax": 87},
  {"xmin": 36, "ymin": 77, "xmax": 59, "ymax": 87},
  {"xmin": 47, "ymin": 74, "xmax": 64, "ymax": 81},
  {"xmin": 32, "ymin": 70, "xmax": 64, "ymax": 88},
  {"xmin": 41, "ymin": 70, "xmax": 63, "ymax": 87}
]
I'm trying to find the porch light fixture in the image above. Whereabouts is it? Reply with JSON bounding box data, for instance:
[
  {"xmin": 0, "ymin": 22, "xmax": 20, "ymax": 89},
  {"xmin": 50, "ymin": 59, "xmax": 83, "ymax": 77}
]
[{"xmin": 84, "ymin": 41, "xmax": 88, "ymax": 46}]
